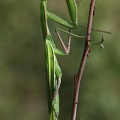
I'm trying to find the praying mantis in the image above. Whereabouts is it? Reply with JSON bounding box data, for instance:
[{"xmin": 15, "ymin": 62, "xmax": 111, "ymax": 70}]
[
  {"xmin": 40, "ymin": 0, "xmax": 83, "ymax": 119},
  {"xmin": 40, "ymin": 0, "xmax": 109, "ymax": 120}
]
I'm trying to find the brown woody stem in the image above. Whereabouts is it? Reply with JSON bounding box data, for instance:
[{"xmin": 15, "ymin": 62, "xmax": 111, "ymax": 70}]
[{"xmin": 71, "ymin": 0, "xmax": 95, "ymax": 120}]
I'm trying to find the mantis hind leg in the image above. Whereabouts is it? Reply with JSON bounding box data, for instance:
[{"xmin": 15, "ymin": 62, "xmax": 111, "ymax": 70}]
[
  {"xmin": 52, "ymin": 60, "xmax": 62, "ymax": 104},
  {"xmin": 55, "ymin": 28, "xmax": 85, "ymax": 54},
  {"xmin": 56, "ymin": 28, "xmax": 72, "ymax": 54},
  {"xmin": 53, "ymin": 77, "xmax": 61, "ymax": 103}
]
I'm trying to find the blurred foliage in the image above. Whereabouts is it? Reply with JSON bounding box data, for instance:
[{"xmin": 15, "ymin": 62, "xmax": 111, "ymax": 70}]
[{"xmin": 0, "ymin": 0, "xmax": 120, "ymax": 120}]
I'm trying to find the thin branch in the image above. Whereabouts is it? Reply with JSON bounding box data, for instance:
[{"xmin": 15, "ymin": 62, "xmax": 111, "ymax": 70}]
[{"xmin": 71, "ymin": 0, "xmax": 95, "ymax": 120}]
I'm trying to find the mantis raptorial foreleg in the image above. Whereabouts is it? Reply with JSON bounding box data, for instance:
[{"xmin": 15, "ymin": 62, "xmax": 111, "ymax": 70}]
[
  {"xmin": 90, "ymin": 34, "xmax": 105, "ymax": 49},
  {"xmin": 78, "ymin": 25, "xmax": 111, "ymax": 47}
]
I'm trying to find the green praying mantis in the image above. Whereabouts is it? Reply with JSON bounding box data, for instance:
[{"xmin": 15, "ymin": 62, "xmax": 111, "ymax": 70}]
[
  {"xmin": 40, "ymin": 0, "xmax": 109, "ymax": 120},
  {"xmin": 40, "ymin": 0, "xmax": 83, "ymax": 119}
]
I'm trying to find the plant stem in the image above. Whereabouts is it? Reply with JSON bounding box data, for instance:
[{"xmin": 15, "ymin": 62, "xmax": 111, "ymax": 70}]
[{"xmin": 71, "ymin": 0, "xmax": 95, "ymax": 120}]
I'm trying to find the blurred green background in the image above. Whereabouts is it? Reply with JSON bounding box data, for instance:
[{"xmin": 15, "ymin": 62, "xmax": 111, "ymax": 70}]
[{"xmin": 0, "ymin": 0, "xmax": 120, "ymax": 120}]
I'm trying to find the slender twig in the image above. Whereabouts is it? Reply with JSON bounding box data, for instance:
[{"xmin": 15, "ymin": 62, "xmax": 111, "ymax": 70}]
[{"xmin": 71, "ymin": 0, "xmax": 95, "ymax": 120}]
